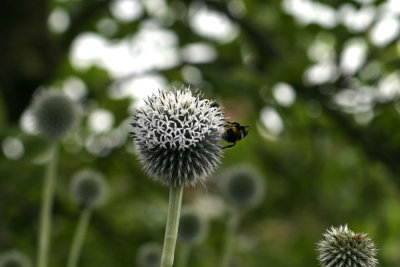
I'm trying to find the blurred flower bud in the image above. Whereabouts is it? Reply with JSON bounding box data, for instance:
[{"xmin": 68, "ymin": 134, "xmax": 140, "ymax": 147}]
[
  {"xmin": 221, "ymin": 165, "xmax": 265, "ymax": 209},
  {"xmin": 31, "ymin": 90, "xmax": 79, "ymax": 140},
  {"xmin": 0, "ymin": 251, "xmax": 32, "ymax": 267},
  {"xmin": 178, "ymin": 209, "xmax": 208, "ymax": 245},
  {"xmin": 317, "ymin": 225, "xmax": 378, "ymax": 267},
  {"xmin": 130, "ymin": 87, "xmax": 225, "ymax": 187},
  {"xmin": 70, "ymin": 169, "xmax": 107, "ymax": 209},
  {"xmin": 136, "ymin": 242, "xmax": 162, "ymax": 267}
]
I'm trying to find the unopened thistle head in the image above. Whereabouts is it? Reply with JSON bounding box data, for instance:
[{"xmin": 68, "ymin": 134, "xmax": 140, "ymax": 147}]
[
  {"xmin": 70, "ymin": 169, "xmax": 107, "ymax": 209},
  {"xmin": 31, "ymin": 90, "xmax": 79, "ymax": 140},
  {"xmin": 317, "ymin": 225, "xmax": 378, "ymax": 267},
  {"xmin": 178, "ymin": 209, "xmax": 208, "ymax": 245},
  {"xmin": 130, "ymin": 87, "xmax": 225, "ymax": 187},
  {"xmin": 0, "ymin": 250, "xmax": 32, "ymax": 267},
  {"xmin": 136, "ymin": 242, "xmax": 162, "ymax": 267},
  {"xmin": 221, "ymin": 165, "xmax": 265, "ymax": 209}
]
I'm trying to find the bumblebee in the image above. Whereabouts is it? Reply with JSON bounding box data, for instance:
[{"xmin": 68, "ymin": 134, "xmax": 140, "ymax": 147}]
[{"xmin": 222, "ymin": 121, "xmax": 250, "ymax": 149}]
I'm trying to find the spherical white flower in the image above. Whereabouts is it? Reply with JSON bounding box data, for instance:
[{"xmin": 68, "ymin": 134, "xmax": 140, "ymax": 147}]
[
  {"xmin": 130, "ymin": 87, "xmax": 225, "ymax": 187},
  {"xmin": 317, "ymin": 225, "xmax": 378, "ymax": 267}
]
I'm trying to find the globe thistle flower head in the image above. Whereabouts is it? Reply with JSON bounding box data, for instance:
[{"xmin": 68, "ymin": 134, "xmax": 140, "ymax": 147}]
[
  {"xmin": 136, "ymin": 242, "xmax": 162, "ymax": 267},
  {"xmin": 31, "ymin": 90, "xmax": 79, "ymax": 140},
  {"xmin": 131, "ymin": 87, "xmax": 225, "ymax": 187},
  {"xmin": 0, "ymin": 250, "xmax": 32, "ymax": 267},
  {"xmin": 70, "ymin": 169, "xmax": 107, "ymax": 209},
  {"xmin": 178, "ymin": 209, "xmax": 208, "ymax": 245},
  {"xmin": 221, "ymin": 165, "xmax": 266, "ymax": 209},
  {"xmin": 317, "ymin": 225, "xmax": 378, "ymax": 267}
]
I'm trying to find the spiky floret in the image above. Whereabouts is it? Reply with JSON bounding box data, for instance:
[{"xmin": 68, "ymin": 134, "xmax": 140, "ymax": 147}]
[
  {"xmin": 316, "ymin": 225, "xmax": 378, "ymax": 267},
  {"xmin": 130, "ymin": 87, "xmax": 225, "ymax": 187},
  {"xmin": 0, "ymin": 250, "xmax": 32, "ymax": 267}
]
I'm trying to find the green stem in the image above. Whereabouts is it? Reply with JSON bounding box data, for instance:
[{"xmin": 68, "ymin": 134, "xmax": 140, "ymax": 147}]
[
  {"xmin": 67, "ymin": 208, "xmax": 92, "ymax": 267},
  {"xmin": 177, "ymin": 244, "xmax": 191, "ymax": 267},
  {"xmin": 221, "ymin": 209, "xmax": 240, "ymax": 267},
  {"xmin": 161, "ymin": 184, "xmax": 184, "ymax": 267},
  {"xmin": 37, "ymin": 142, "xmax": 59, "ymax": 267}
]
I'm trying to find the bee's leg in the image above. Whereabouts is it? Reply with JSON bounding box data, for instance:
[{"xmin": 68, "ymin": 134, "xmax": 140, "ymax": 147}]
[{"xmin": 223, "ymin": 141, "xmax": 236, "ymax": 149}]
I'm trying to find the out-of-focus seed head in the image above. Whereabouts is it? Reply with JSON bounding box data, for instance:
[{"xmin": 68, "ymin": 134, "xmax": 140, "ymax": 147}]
[
  {"xmin": 178, "ymin": 209, "xmax": 208, "ymax": 245},
  {"xmin": 316, "ymin": 225, "xmax": 378, "ymax": 267},
  {"xmin": 31, "ymin": 90, "xmax": 79, "ymax": 140},
  {"xmin": 221, "ymin": 165, "xmax": 265, "ymax": 209},
  {"xmin": 136, "ymin": 242, "xmax": 162, "ymax": 267},
  {"xmin": 130, "ymin": 87, "xmax": 225, "ymax": 187},
  {"xmin": 70, "ymin": 169, "xmax": 107, "ymax": 209},
  {"xmin": 0, "ymin": 251, "xmax": 32, "ymax": 267}
]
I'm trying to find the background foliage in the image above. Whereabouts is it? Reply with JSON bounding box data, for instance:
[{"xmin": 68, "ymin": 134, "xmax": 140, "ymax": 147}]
[{"xmin": 1, "ymin": 0, "xmax": 400, "ymax": 266}]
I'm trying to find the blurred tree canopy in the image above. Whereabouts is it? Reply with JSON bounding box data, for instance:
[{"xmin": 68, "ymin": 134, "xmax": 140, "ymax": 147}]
[{"xmin": 1, "ymin": 0, "xmax": 400, "ymax": 266}]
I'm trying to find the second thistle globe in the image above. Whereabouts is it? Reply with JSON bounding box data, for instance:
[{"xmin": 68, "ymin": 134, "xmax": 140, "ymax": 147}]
[
  {"xmin": 31, "ymin": 90, "xmax": 79, "ymax": 140},
  {"xmin": 178, "ymin": 209, "xmax": 208, "ymax": 245},
  {"xmin": 70, "ymin": 169, "xmax": 107, "ymax": 209},
  {"xmin": 221, "ymin": 165, "xmax": 265, "ymax": 209},
  {"xmin": 130, "ymin": 87, "xmax": 225, "ymax": 187},
  {"xmin": 136, "ymin": 243, "xmax": 162, "ymax": 267},
  {"xmin": 317, "ymin": 225, "xmax": 378, "ymax": 267}
]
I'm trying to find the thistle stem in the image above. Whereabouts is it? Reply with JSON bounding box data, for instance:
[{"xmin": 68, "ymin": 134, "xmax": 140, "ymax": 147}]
[
  {"xmin": 177, "ymin": 244, "xmax": 191, "ymax": 267},
  {"xmin": 37, "ymin": 142, "xmax": 59, "ymax": 267},
  {"xmin": 161, "ymin": 184, "xmax": 184, "ymax": 267},
  {"xmin": 221, "ymin": 209, "xmax": 240, "ymax": 267},
  {"xmin": 67, "ymin": 208, "xmax": 92, "ymax": 267}
]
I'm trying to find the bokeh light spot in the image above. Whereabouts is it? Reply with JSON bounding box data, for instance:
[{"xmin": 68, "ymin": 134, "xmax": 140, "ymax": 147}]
[
  {"xmin": 88, "ymin": 109, "xmax": 114, "ymax": 134},
  {"xmin": 338, "ymin": 4, "xmax": 375, "ymax": 33},
  {"xmin": 48, "ymin": 7, "xmax": 70, "ymax": 33},
  {"xmin": 272, "ymin": 82, "xmax": 296, "ymax": 107},
  {"xmin": 283, "ymin": 0, "xmax": 337, "ymax": 28},
  {"xmin": 96, "ymin": 18, "xmax": 119, "ymax": 37},
  {"xmin": 62, "ymin": 76, "xmax": 87, "ymax": 101},
  {"xmin": 2, "ymin": 137, "xmax": 24, "ymax": 160},
  {"xmin": 19, "ymin": 109, "xmax": 38, "ymax": 135},
  {"xmin": 260, "ymin": 107, "xmax": 284, "ymax": 135},
  {"xmin": 181, "ymin": 65, "xmax": 202, "ymax": 84},
  {"xmin": 304, "ymin": 62, "xmax": 338, "ymax": 85},
  {"xmin": 189, "ymin": 3, "xmax": 239, "ymax": 43},
  {"xmin": 181, "ymin": 43, "xmax": 217, "ymax": 64},
  {"xmin": 369, "ymin": 17, "xmax": 400, "ymax": 47},
  {"xmin": 340, "ymin": 38, "xmax": 368, "ymax": 75},
  {"xmin": 110, "ymin": 0, "xmax": 143, "ymax": 22}
]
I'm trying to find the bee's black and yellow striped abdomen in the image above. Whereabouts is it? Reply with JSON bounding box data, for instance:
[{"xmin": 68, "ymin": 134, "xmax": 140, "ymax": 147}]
[{"xmin": 222, "ymin": 122, "xmax": 250, "ymax": 149}]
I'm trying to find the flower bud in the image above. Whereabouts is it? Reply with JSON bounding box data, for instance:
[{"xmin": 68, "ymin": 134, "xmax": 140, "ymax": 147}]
[{"xmin": 317, "ymin": 225, "xmax": 378, "ymax": 267}]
